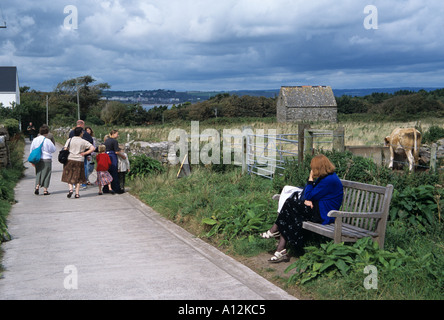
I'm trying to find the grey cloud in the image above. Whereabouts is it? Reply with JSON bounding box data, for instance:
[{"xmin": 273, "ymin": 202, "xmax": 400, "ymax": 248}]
[{"xmin": 1, "ymin": 0, "xmax": 443, "ymax": 91}]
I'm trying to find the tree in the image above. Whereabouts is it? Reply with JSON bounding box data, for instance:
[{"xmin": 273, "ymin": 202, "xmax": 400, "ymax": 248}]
[
  {"xmin": 54, "ymin": 75, "xmax": 110, "ymax": 120},
  {"xmin": 100, "ymin": 101, "xmax": 127, "ymax": 125},
  {"xmin": 14, "ymin": 89, "xmax": 47, "ymax": 130}
]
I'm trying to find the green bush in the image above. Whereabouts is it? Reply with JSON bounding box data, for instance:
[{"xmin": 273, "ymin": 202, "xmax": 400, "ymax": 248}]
[
  {"xmin": 2, "ymin": 118, "xmax": 20, "ymax": 137},
  {"xmin": 389, "ymin": 185, "xmax": 443, "ymax": 231},
  {"xmin": 127, "ymin": 154, "xmax": 165, "ymax": 179},
  {"xmin": 286, "ymin": 238, "xmax": 414, "ymax": 285},
  {"xmin": 422, "ymin": 125, "xmax": 444, "ymax": 144},
  {"xmin": 0, "ymin": 176, "xmax": 14, "ymax": 202},
  {"xmin": 202, "ymin": 198, "xmax": 275, "ymax": 246}
]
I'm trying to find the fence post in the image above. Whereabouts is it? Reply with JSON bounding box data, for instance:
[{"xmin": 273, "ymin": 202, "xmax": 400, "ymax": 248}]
[
  {"xmin": 430, "ymin": 143, "xmax": 437, "ymax": 172},
  {"xmin": 298, "ymin": 124, "xmax": 310, "ymax": 164},
  {"xmin": 242, "ymin": 126, "xmax": 253, "ymax": 174},
  {"xmin": 333, "ymin": 126, "xmax": 345, "ymax": 152},
  {"xmin": 304, "ymin": 128, "xmax": 314, "ymax": 158}
]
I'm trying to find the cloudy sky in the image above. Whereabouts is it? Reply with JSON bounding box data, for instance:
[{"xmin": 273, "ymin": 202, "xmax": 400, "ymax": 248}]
[{"xmin": 1, "ymin": 0, "xmax": 443, "ymax": 92}]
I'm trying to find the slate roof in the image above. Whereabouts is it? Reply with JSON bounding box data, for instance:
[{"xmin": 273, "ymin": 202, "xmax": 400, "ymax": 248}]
[
  {"xmin": 0, "ymin": 67, "xmax": 18, "ymax": 92},
  {"xmin": 279, "ymin": 86, "xmax": 337, "ymax": 107}
]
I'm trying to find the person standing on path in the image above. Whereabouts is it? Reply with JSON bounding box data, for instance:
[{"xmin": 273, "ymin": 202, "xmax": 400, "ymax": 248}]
[
  {"xmin": 30, "ymin": 125, "xmax": 57, "ymax": 195},
  {"xmin": 38, "ymin": 124, "xmax": 55, "ymax": 145},
  {"xmin": 85, "ymin": 126, "xmax": 97, "ymax": 185},
  {"xmin": 95, "ymin": 144, "xmax": 114, "ymax": 195},
  {"xmin": 62, "ymin": 127, "xmax": 95, "ymax": 199},
  {"xmin": 69, "ymin": 120, "xmax": 94, "ymax": 189},
  {"xmin": 26, "ymin": 122, "xmax": 36, "ymax": 142},
  {"xmin": 103, "ymin": 129, "xmax": 125, "ymax": 194},
  {"xmin": 117, "ymin": 144, "xmax": 130, "ymax": 192}
]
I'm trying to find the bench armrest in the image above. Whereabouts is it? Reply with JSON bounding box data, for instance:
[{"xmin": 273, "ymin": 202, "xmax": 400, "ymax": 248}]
[{"xmin": 328, "ymin": 211, "xmax": 383, "ymax": 219}]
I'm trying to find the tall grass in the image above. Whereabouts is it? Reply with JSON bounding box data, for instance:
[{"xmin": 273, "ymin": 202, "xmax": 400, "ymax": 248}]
[{"xmin": 114, "ymin": 116, "xmax": 443, "ymax": 147}]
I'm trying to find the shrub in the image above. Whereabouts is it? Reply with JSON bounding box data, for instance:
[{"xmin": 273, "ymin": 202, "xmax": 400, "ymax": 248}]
[
  {"xmin": 202, "ymin": 198, "xmax": 275, "ymax": 246},
  {"xmin": 389, "ymin": 185, "xmax": 443, "ymax": 231},
  {"xmin": 422, "ymin": 125, "xmax": 444, "ymax": 144},
  {"xmin": 127, "ymin": 154, "xmax": 165, "ymax": 179},
  {"xmin": 2, "ymin": 118, "xmax": 20, "ymax": 137},
  {"xmin": 285, "ymin": 237, "xmax": 414, "ymax": 285}
]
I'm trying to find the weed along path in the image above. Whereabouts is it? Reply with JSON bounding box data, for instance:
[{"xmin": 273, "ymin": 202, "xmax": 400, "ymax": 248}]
[{"xmin": 0, "ymin": 140, "xmax": 296, "ymax": 300}]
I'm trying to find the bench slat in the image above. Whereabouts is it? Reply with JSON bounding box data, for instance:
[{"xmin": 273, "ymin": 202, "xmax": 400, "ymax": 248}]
[{"xmin": 303, "ymin": 222, "xmax": 379, "ymax": 239}]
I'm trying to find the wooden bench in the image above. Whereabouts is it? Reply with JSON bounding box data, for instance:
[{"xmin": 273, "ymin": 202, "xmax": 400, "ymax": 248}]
[{"xmin": 274, "ymin": 180, "xmax": 394, "ymax": 249}]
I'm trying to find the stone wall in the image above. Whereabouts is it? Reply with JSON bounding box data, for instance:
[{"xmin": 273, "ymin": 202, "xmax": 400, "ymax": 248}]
[
  {"xmin": 0, "ymin": 127, "xmax": 10, "ymax": 168},
  {"xmin": 126, "ymin": 141, "xmax": 175, "ymax": 164},
  {"xmin": 282, "ymin": 106, "xmax": 338, "ymax": 123},
  {"xmin": 52, "ymin": 127, "xmax": 175, "ymax": 165}
]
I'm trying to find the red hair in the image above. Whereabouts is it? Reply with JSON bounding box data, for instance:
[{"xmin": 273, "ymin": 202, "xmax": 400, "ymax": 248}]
[{"xmin": 310, "ymin": 155, "xmax": 336, "ymax": 179}]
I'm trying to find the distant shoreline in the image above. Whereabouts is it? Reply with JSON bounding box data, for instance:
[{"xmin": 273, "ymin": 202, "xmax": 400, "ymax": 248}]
[{"xmin": 100, "ymin": 87, "xmax": 442, "ymax": 108}]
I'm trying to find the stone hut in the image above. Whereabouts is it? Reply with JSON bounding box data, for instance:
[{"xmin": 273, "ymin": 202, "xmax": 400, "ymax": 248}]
[{"xmin": 277, "ymin": 86, "xmax": 337, "ymax": 123}]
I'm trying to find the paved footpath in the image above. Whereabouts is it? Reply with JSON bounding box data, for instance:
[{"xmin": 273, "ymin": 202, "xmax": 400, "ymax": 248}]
[{"xmin": 0, "ymin": 140, "xmax": 296, "ymax": 300}]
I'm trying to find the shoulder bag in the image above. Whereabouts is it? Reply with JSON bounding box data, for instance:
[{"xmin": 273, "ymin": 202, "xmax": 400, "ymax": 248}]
[
  {"xmin": 28, "ymin": 138, "xmax": 46, "ymax": 164},
  {"xmin": 58, "ymin": 138, "xmax": 72, "ymax": 164}
]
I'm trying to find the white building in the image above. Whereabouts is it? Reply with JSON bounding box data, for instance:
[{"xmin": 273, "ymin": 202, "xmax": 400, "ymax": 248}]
[{"xmin": 0, "ymin": 67, "xmax": 20, "ymax": 108}]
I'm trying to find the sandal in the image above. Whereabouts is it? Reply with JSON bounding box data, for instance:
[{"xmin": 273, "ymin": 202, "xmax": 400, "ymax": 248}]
[
  {"xmin": 75, "ymin": 194, "xmax": 80, "ymax": 199},
  {"xmin": 260, "ymin": 230, "xmax": 280, "ymax": 239},
  {"xmin": 43, "ymin": 191, "xmax": 50, "ymax": 196},
  {"xmin": 34, "ymin": 188, "xmax": 39, "ymax": 195},
  {"xmin": 67, "ymin": 190, "xmax": 73, "ymax": 198},
  {"xmin": 268, "ymin": 250, "xmax": 290, "ymax": 263}
]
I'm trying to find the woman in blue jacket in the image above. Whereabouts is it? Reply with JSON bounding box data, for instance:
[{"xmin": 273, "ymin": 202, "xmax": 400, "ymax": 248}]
[{"xmin": 263, "ymin": 154, "xmax": 344, "ymax": 263}]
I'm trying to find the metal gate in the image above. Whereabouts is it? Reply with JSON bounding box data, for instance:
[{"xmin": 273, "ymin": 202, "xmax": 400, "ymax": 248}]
[
  {"xmin": 245, "ymin": 127, "xmax": 345, "ymax": 179},
  {"xmin": 246, "ymin": 133, "xmax": 299, "ymax": 179}
]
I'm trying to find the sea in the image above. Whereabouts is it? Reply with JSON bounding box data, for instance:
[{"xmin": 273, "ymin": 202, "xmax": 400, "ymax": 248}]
[{"xmin": 142, "ymin": 104, "xmax": 175, "ymax": 110}]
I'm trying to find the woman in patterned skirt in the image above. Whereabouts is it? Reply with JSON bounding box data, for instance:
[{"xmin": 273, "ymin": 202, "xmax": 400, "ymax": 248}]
[
  {"xmin": 262, "ymin": 154, "xmax": 344, "ymax": 263},
  {"xmin": 61, "ymin": 127, "xmax": 95, "ymax": 199}
]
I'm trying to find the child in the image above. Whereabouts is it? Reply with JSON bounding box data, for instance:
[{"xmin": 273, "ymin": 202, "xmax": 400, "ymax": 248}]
[
  {"xmin": 117, "ymin": 144, "xmax": 130, "ymax": 192},
  {"xmin": 95, "ymin": 145, "xmax": 114, "ymax": 195}
]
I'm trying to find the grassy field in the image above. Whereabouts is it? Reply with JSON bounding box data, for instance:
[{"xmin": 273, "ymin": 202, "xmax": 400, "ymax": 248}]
[{"xmin": 109, "ymin": 116, "xmax": 443, "ymax": 146}]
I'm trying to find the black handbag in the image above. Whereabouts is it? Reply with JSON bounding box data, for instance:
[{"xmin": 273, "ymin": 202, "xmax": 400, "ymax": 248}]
[{"xmin": 58, "ymin": 138, "xmax": 72, "ymax": 164}]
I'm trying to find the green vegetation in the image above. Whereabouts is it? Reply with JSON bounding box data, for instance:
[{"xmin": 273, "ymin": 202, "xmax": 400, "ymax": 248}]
[
  {"xmin": 288, "ymin": 234, "xmax": 443, "ymax": 299},
  {"xmin": 0, "ymin": 138, "xmax": 25, "ymax": 243},
  {"xmin": 336, "ymin": 88, "xmax": 444, "ymax": 120},
  {"xmin": 286, "ymin": 238, "xmax": 414, "ymax": 285},
  {"xmin": 127, "ymin": 154, "xmax": 165, "ymax": 180},
  {"xmin": 389, "ymin": 185, "xmax": 443, "ymax": 232}
]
